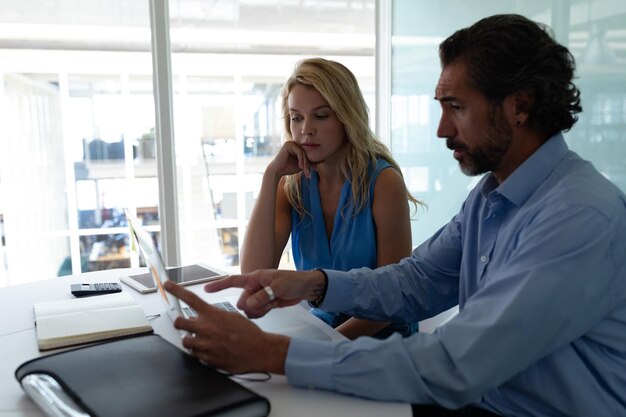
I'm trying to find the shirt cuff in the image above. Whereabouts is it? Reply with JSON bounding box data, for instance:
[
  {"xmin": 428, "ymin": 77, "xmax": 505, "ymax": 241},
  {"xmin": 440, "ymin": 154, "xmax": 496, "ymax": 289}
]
[
  {"xmin": 318, "ymin": 269, "xmax": 355, "ymax": 312},
  {"xmin": 285, "ymin": 337, "xmax": 335, "ymax": 390}
]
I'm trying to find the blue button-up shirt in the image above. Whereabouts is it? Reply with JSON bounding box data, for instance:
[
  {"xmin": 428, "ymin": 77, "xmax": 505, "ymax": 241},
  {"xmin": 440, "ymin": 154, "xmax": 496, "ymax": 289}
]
[{"xmin": 285, "ymin": 133, "xmax": 626, "ymax": 417}]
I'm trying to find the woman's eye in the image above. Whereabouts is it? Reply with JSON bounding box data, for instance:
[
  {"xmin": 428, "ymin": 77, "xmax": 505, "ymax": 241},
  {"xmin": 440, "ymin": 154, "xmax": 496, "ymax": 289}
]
[
  {"xmin": 290, "ymin": 116, "xmax": 302, "ymax": 122},
  {"xmin": 316, "ymin": 114, "xmax": 329, "ymax": 119}
]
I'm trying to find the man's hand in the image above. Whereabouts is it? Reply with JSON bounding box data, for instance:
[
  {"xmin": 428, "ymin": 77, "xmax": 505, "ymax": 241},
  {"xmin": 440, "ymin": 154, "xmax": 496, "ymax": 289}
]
[
  {"xmin": 164, "ymin": 281, "xmax": 290, "ymax": 374},
  {"xmin": 204, "ymin": 269, "xmax": 326, "ymax": 318}
]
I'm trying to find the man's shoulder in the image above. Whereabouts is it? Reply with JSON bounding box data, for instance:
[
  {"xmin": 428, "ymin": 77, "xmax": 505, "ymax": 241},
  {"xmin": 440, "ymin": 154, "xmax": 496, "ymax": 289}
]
[{"xmin": 540, "ymin": 152, "xmax": 625, "ymax": 219}]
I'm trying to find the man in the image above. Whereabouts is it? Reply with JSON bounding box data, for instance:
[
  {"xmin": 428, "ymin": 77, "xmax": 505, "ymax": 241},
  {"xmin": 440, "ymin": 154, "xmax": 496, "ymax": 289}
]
[{"xmin": 165, "ymin": 14, "xmax": 626, "ymax": 417}]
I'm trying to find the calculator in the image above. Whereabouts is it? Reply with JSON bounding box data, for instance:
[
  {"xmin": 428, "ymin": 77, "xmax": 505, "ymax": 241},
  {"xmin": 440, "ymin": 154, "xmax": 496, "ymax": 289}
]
[{"xmin": 70, "ymin": 282, "xmax": 122, "ymax": 297}]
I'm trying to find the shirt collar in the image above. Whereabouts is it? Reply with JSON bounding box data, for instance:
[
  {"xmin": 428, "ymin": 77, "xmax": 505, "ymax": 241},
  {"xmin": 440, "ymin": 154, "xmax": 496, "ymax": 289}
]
[{"xmin": 481, "ymin": 132, "xmax": 569, "ymax": 207}]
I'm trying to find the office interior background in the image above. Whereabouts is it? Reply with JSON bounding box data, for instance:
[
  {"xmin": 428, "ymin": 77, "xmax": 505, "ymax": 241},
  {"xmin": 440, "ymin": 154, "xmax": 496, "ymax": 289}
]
[{"xmin": 0, "ymin": 0, "xmax": 624, "ymax": 287}]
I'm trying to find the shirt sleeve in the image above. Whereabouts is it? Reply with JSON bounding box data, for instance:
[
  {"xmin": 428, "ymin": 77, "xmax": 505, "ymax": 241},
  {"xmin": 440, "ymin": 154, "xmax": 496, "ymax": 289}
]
[
  {"xmin": 285, "ymin": 202, "xmax": 623, "ymax": 407},
  {"xmin": 321, "ymin": 216, "xmax": 464, "ymax": 323}
]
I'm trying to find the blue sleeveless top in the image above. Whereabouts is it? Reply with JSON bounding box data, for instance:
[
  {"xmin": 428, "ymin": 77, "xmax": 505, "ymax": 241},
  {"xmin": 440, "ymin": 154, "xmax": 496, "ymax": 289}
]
[
  {"xmin": 291, "ymin": 159, "xmax": 418, "ymax": 338},
  {"xmin": 291, "ymin": 159, "xmax": 388, "ymax": 271}
]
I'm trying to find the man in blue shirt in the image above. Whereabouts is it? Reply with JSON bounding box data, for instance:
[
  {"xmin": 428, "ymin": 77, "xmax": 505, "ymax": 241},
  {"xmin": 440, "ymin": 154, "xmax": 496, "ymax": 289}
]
[{"xmin": 165, "ymin": 14, "xmax": 626, "ymax": 417}]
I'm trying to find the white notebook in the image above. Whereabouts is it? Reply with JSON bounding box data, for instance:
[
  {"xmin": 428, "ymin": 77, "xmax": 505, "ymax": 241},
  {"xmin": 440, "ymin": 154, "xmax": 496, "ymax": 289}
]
[{"xmin": 34, "ymin": 292, "xmax": 153, "ymax": 351}]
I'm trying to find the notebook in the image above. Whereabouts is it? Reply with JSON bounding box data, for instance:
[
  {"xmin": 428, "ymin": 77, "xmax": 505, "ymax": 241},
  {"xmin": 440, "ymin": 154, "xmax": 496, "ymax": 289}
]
[{"xmin": 33, "ymin": 292, "xmax": 153, "ymax": 351}]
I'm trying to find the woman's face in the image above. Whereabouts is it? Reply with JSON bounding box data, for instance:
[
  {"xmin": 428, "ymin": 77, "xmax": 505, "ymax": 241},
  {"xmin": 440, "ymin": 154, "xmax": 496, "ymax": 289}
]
[{"xmin": 287, "ymin": 84, "xmax": 348, "ymax": 166}]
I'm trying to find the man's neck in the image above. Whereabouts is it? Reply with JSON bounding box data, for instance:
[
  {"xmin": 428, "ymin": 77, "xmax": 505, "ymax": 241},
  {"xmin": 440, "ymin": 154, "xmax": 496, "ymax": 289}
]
[{"xmin": 492, "ymin": 130, "xmax": 550, "ymax": 183}]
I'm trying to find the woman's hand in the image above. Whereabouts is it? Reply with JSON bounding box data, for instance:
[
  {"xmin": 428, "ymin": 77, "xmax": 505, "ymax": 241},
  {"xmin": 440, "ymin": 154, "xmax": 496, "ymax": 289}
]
[{"xmin": 266, "ymin": 141, "xmax": 313, "ymax": 179}]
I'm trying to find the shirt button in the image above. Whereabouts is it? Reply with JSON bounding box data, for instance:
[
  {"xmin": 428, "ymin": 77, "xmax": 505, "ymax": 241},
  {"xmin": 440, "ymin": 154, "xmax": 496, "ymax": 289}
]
[{"xmin": 480, "ymin": 255, "xmax": 487, "ymax": 262}]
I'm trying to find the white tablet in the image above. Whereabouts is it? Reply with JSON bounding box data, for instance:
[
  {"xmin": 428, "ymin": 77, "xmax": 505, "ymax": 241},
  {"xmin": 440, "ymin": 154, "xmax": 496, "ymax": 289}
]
[{"xmin": 120, "ymin": 263, "xmax": 227, "ymax": 294}]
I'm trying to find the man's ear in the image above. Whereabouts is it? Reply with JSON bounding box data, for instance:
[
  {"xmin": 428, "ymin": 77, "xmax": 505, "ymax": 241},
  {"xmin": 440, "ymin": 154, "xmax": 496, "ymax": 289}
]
[{"xmin": 506, "ymin": 90, "xmax": 534, "ymax": 127}]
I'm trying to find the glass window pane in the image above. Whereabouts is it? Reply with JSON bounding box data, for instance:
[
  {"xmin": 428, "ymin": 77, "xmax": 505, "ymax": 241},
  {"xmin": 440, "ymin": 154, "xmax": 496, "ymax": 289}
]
[
  {"xmin": 80, "ymin": 233, "xmax": 130, "ymax": 272},
  {"xmin": 170, "ymin": 0, "xmax": 376, "ymax": 272},
  {"xmin": 391, "ymin": 0, "xmax": 626, "ymax": 247},
  {"xmin": 0, "ymin": 0, "xmax": 376, "ymax": 285},
  {"xmin": 0, "ymin": 1, "xmax": 154, "ymax": 285}
]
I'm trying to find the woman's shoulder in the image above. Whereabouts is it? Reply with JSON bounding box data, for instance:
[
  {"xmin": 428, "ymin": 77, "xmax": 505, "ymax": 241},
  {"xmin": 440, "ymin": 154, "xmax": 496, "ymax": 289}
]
[
  {"xmin": 373, "ymin": 157, "xmax": 393, "ymax": 171},
  {"xmin": 368, "ymin": 157, "xmax": 398, "ymax": 188}
]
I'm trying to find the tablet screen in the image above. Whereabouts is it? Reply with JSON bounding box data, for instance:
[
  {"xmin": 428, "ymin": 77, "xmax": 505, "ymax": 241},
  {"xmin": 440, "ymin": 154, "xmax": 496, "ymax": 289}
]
[{"xmin": 125, "ymin": 264, "xmax": 223, "ymax": 290}]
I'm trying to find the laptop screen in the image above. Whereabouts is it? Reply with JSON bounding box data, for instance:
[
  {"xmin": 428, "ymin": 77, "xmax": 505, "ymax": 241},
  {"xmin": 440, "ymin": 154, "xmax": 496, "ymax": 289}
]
[{"xmin": 124, "ymin": 209, "xmax": 184, "ymax": 323}]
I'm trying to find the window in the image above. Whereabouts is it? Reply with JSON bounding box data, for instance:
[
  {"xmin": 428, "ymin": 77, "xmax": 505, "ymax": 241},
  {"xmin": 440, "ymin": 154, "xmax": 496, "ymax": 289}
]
[
  {"xmin": 389, "ymin": 0, "xmax": 626, "ymax": 246},
  {"xmin": 0, "ymin": 0, "xmax": 375, "ymax": 286}
]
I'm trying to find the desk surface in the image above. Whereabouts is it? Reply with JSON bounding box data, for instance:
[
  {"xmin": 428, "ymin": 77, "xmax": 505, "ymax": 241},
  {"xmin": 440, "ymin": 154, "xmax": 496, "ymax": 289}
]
[{"xmin": 0, "ymin": 268, "xmax": 411, "ymax": 417}]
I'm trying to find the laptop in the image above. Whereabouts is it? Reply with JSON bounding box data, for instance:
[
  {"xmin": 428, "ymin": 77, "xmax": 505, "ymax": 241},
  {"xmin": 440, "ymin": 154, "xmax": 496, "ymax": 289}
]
[
  {"xmin": 125, "ymin": 209, "xmax": 188, "ymax": 324},
  {"xmin": 125, "ymin": 209, "xmax": 344, "ymax": 344}
]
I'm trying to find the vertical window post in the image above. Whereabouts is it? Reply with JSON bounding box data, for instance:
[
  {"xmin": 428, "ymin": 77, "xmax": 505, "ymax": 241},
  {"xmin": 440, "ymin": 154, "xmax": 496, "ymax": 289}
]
[
  {"xmin": 375, "ymin": 0, "xmax": 392, "ymax": 146},
  {"xmin": 149, "ymin": 0, "xmax": 181, "ymax": 265}
]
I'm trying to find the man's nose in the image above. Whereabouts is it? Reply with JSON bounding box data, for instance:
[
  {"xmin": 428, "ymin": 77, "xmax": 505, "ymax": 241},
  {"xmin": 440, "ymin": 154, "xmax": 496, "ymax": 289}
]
[{"xmin": 436, "ymin": 112, "xmax": 455, "ymax": 139}]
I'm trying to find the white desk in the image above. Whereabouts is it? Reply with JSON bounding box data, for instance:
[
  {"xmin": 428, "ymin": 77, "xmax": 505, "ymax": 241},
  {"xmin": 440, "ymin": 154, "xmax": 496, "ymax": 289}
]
[{"xmin": 0, "ymin": 269, "xmax": 411, "ymax": 417}]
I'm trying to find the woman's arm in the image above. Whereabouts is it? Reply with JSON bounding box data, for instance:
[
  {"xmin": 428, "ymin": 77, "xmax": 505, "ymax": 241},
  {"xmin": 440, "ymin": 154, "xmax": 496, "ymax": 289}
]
[
  {"xmin": 239, "ymin": 175, "xmax": 292, "ymax": 273},
  {"xmin": 335, "ymin": 167, "xmax": 413, "ymax": 339},
  {"xmin": 240, "ymin": 142, "xmax": 311, "ymax": 273},
  {"xmin": 371, "ymin": 167, "xmax": 413, "ymax": 265}
]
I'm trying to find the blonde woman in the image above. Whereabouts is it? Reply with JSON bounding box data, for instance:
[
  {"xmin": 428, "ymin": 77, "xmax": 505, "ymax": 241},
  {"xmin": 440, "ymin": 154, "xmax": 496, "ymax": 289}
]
[{"xmin": 240, "ymin": 58, "xmax": 421, "ymax": 340}]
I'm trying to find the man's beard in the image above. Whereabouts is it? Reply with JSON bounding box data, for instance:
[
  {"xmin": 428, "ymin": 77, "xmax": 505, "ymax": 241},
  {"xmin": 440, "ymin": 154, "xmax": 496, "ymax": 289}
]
[{"xmin": 448, "ymin": 108, "xmax": 513, "ymax": 176}]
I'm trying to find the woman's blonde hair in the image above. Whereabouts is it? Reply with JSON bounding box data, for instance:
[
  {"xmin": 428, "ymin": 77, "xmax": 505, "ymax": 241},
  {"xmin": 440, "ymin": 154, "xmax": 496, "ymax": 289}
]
[{"xmin": 281, "ymin": 57, "xmax": 421, "ymax": 216}]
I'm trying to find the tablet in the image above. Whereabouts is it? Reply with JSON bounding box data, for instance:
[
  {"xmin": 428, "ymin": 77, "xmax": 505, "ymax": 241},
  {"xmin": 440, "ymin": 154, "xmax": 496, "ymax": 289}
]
[{"xmin": 120, "ymin": 263, "xmax": 227, "ymax": 294}]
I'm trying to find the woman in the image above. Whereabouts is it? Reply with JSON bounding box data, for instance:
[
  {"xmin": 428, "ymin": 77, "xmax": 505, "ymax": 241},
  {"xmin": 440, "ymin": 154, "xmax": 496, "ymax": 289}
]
[{"xmin": 240, "ymin": 58, "xmax": 422, "ymax": 339}]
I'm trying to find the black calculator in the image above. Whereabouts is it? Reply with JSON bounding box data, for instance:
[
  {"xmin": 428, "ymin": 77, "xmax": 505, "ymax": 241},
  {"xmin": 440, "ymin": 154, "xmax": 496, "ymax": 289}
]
[{"xmin": 71, "ymin": 282, "xmax": 122, "ymax": 297}]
